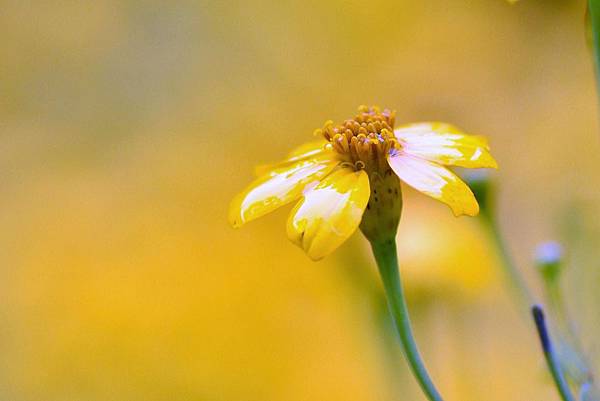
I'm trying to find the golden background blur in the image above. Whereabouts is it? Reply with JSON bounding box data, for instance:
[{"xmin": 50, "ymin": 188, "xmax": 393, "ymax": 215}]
[{"xmin": 2, "ymin": 0, "xmax": 600, "ymax": 400}]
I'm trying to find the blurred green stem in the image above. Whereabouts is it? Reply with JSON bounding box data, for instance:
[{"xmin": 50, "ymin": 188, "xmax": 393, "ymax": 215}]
[
  {"xmin": 371, "ymin": 239, "xmax": 444, "ymax": 401},
  {"xmin": 481, "ymin": 212, "xmax": 534, "ymax": 309},
  {"xmin": 543, "ymin": 276, "xmax": 593, "ymax": 388},
  {"xmin": 545, "ymin": 280, "xmax": 575, "ymax": 345},
  {"xmin": 532, "ymin": 306, "xmax": 576, "ymax": 401},
  {"xmin": 589, "ymin": 0, "xmax": 600, "ymax": 96}
]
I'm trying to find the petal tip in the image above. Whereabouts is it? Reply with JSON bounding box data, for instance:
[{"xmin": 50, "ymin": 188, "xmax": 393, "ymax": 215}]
[
  {"xmin": 482, "ymin": 155, "xmax": 499, "ymax": 169},
  {"xmin": 229, "ymin": 219, "xmax": 243, "ymax": 229},
  {"xmin": 228, "ymin": 197, "xmax": 245, "ymax": 228},
  {"xmin": 306, "ymin": 252, "xmax": 325, "ymax": 262},
  {"xmin": 453, "ymin": 205, "xmax": 479, "ymax": 217},
  {"xmin": 286, "ymin": 226, "xmax": 326, "ymax": 261},
  {"xmin": 449, "ymin": 196, "xmax": 480, "ymax": 217},
  {"xmin": 228, "ymin": 211, "xmax": 244, "ymax": 228},
  {"xmin": 452, "ymin": 210, "xmax": 478, "ymax": 218}
]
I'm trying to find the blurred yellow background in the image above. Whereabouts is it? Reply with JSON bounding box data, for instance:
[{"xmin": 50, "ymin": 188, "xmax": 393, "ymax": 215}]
[{"xmin": 2, "ymin": 0, "xmax": 600, "ymax": 400}]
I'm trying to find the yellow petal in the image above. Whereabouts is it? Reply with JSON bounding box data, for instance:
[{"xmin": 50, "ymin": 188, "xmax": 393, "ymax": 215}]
[
  {"xmin": 254, "ymin": 140, "xmax": 330, "ymax": 176},
  {"xmin": 229, "ymin": 158, "xmax": 339, "ymax": 228},
  {"xmin": 394, "ymin": 122, "xmax": 498, "ymax": 169},
  {"xmin": 388, "ymin": 153, "xmax": 479, "ymax": 216},
  {"xmin": 286, "ymin": 167, "xmax": 370, "ymax": 261}
]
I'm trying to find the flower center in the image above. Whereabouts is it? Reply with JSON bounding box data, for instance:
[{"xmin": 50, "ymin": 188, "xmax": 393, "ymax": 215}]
[{"xmin": 316, "ymin": 106, "xmax": 400, "ymax": 172}]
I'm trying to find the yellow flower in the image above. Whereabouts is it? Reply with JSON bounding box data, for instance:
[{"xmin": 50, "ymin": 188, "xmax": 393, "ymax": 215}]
[{"xmin": 229, "ymin": 106, "xmax": 497, "ymax": 260}]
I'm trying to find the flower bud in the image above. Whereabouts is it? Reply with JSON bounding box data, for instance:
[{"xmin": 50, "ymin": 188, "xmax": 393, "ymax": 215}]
[{"xmin": 534, "ymin": 241, "xmax": 563, "ymax": 283}]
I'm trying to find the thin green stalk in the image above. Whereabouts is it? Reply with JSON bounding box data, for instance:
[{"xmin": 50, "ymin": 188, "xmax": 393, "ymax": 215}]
[
  {"xmin": 545, "ymin": 280, "xmax": 580, "ymax": 354},
  {"xmin": 589, "ymin": 0, "xmax": 600, "ymax": 96},
  {"xmin": 532, "ymin": 305, "xmax": 576, "ymax": 401},
  {"xmin": 543, "ymin": 278, "xmax": 593, "ymax": 389},
  {"xmin": 481, "ymin": 213, "xmax": 535, "ymax": 308},
  {"xmin": 371, "ymin": 239, "xmax": 444, "ymax": 401}
]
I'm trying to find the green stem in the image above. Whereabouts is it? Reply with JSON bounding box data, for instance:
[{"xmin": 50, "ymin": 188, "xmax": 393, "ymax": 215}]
[
  {"xmin": 544, "ymin": 279, "xmax": 593, "ymax": 387},
  {"xmin": 589, "ymin": 0, "xmax": 600, "ymax": 97},
  {"xmin": 532, "ymin": 305, "xmax": 576, "ymax": 401},
  {"xmin": 481, "ymin": 213, "xmax": 535, "ymax": 309},
  {"xmin": 371, "ymin": 239, "xmax": 444, "ymax": 401}
]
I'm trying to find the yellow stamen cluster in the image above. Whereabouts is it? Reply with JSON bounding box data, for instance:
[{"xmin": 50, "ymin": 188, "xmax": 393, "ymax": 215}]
[{"xmin": 315, "ymin": 106, "xmax": 399, "ymax": 172}]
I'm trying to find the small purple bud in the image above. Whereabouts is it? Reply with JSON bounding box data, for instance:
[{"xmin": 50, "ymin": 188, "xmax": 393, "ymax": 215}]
[
  {"xmin": 535, "ymin": 241, "xmax": 563, "ymax": 265},
  {"xmin": 534, "ymin": 241, "xmax": 563, "ymax": 282}
]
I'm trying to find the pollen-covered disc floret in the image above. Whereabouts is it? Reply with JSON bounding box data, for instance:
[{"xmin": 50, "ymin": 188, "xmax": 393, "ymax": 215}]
[{"xmin": 315, "ymin": 106, "xmax": 400, "ymax": 173}]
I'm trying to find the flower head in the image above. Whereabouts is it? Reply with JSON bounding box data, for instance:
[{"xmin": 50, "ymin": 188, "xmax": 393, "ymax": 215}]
[{"xmin": 229, "ymin": 106, "xmax": 497, "ymax": 260}]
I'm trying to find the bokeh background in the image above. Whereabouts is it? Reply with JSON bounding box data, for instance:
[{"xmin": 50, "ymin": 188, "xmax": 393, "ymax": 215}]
[{"xmin": 2, "ymin": 0, "xmax": 600, "ymax": 400}]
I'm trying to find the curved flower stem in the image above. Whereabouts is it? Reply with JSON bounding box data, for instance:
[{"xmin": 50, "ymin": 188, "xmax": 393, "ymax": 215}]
[
  {"xmin": 546, "ymin": 279, "xmax": 594, "ymax": 385},
  {"xmin": 589, "ymin": 0, "xmax": 600, "ymax": 98},
  {"xmin": 481, "ymin": 213, "xmax": 535, "ymax": 309},
  {"xmin": 531, "ymin": 305, "xmax": 576, "ymax": 401},
  {"xmin": 371, "ymin": 239, "xmax": 444, "ymax": 401}
]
